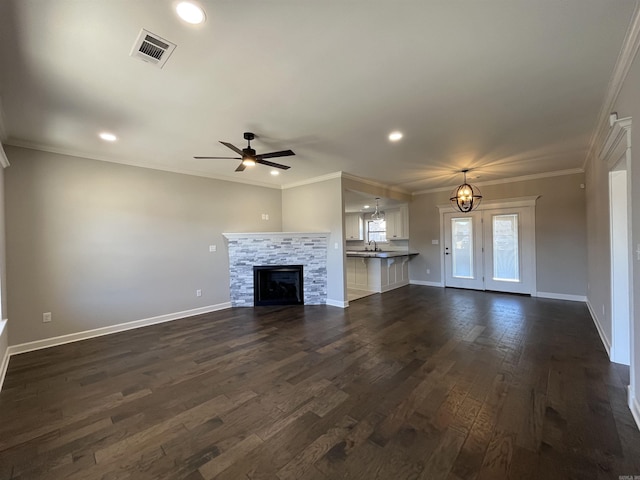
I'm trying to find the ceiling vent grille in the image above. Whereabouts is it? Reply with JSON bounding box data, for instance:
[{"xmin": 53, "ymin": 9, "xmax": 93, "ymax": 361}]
[{"xmin": 129, "ymin": 29, "xmax": 176, "ymax": 69}]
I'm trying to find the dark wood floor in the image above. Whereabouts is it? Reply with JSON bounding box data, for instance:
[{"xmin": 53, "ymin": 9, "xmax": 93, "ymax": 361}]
[{"xmin": 1, "ymin": 286, "xmax": 639, "ymax": 480}]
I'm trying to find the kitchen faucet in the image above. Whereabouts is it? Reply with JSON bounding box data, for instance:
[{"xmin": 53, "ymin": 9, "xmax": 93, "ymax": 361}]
[{"xmin": 368, "ymin": 240, "xmax": 378, "ymax": 252}]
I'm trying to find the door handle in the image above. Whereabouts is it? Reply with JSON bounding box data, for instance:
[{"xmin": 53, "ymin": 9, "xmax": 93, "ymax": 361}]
[{"xmin": 445, "ymin": 247, "xmax": 450, "ymax": 255}]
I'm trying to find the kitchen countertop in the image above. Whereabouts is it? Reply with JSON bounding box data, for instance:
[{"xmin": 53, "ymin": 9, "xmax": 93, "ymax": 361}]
[{"xmin": 346, "ymin": 250, "xmax": 419, "ymax": 258}]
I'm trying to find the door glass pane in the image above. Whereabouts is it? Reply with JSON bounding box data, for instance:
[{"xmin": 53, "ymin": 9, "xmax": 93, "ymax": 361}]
[
  {"xmin": 451, "ymin": 218, "xmax": 473, "ymax": 278},
  {"xmin": 493, "ymin": 214, "xmax": 519, "ymax": 281}
]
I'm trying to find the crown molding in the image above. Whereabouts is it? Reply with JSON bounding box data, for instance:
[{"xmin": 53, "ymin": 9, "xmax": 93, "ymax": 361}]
[
  {"xmin": 4, "ymin": 140, "xmax": 283, "ymax": 189},
  {"xmin": 412, "ymin": 168, "xmax": 584, "ymax": 196},
  {"xmin": 584, "ymin": 2, "xmax": 640, "ymax": 169},
  {"xmin": 281, "ymin": 171, "xmax": 343, "ymax": 190},
  {"xmin": 341, "ymin": 172, "xmax": 411, "ymax": 196}
]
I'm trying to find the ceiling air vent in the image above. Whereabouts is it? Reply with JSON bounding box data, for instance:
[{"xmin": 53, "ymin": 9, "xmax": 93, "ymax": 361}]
[{"xmin": 129, "ymin": 28, "xmax": 176, "ymax": 69}]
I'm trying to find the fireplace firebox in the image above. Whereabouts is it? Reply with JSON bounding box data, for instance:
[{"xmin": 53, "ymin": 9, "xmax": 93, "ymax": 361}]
[{"xmin": 253, "ymin": 265, "xmax": 304, "ymax": 306}]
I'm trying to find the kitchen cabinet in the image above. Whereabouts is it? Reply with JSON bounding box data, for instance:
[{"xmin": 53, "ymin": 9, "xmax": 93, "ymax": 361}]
[
  {"xmin": 346, "ymin": 252, "xmax": 416, "ymax": 293},
  {"xmin": 385, "ymin": 205, "xmax": 409, "ymax": 239},
  {"xmin": 345, "ymin": 213, "xmax": 363, "ymax": 240}
]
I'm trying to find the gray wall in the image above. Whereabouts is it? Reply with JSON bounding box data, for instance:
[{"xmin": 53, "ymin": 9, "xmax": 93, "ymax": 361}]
[
  {"xmin": 282, "ymin": 177, "xmax": 346, "ymax": 305},
  {"xmin": 5, "ymin": 146, "xmax": 282, "ymax": 345},
  {"xmin": 409, "ymin": 172, "xmax": 588, "ymax": 297},
  {"xmin": 587, "ymin": 45, "xmax": 640, "ymax": 416}
]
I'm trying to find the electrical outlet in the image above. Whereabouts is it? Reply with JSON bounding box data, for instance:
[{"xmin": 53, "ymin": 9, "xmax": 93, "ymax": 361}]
[
  {"xmin": 261, "ymin": 213, "xmax": 269, "ymax": 220},
  {"xmin": 196, "ymin": 289, "xmax": 202, "ymax": 297},
  {"xmin": 432, "ymin": 239, "xmax": 439, "ymax": 245},
  {"xmin": 43, "ymin": 312, "xmax": 52, "ymax": 323},
  {"xmin": 209, "ymin": 245, "xmax": 216, "ymax": 252}
]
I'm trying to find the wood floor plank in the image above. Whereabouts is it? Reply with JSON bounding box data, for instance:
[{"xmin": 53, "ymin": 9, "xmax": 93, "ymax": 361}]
[{"xmin": 1, "ymin": 286, "xmax": 639, "ymax": 479}]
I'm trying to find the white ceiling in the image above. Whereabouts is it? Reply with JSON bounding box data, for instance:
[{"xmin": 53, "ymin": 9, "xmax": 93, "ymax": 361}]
[{"xmin": 0, "ymin": 1, "xmax": 636, "ymax": 192}]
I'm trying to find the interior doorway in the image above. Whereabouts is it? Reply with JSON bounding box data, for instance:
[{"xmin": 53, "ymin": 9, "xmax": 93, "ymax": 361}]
[{"xmin": 609, "ymin": 157, "xmax": 631, "ymax": 365}]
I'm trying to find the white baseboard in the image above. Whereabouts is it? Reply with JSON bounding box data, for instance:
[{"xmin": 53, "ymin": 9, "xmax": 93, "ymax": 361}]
[
  {"xmin": 410, "ymin": 280, "xmax": 444, "ymax": 287},
  {"xmin": 326, "ymin": 299, "xmax": 348, "ymax": 308},
  {"xmin": 0, "ymin": 349, "xmax": 8, "ymax": 392},
  {"xmin": 586, "ymin": 299, "xmax": 611, "ymax": 357},
  {"xmin": 629, "ymin": 386, "xmax": 640, "ymax": 432},
  {"xmin": 535, "ymin": 292, "xmax": 587, "ymax": 302},
  {"xmin": 0, "ymin": 319, "xmax": 8, "ymax": 392},
  {"xmin": 6, "ymin": 302, "xmax": 231, "ymax": 357}
]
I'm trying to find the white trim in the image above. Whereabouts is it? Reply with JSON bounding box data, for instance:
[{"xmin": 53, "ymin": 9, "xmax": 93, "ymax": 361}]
[
  {"xmin": 0, "ymin": 319, "xmax": 9, "ymax": 392},
  {"xmin": 585, "ymin": 4, "xmax": 640, "ymax": 170},
  {"xmin": 410, "ymin": 280, "xmax": 444, "ymax": 288},
  {"xmin": 341, "ymin": 172, "xmax": 411, "ymax": 196},
  {"xmin": 414, "ymin": 169, "xmax": 583, "ymax": 196},
  {"xmin": 0, "ymin": 350, "xmax": 8, "ymax": 392},
  {"xmin": 587, "ymin": 299, "xmax": 611, "ymax": 357},
  {"xmin": 326, "ymin": 298, "xmax": 348, "ymax": 308},
  {"xmin": 629, "ymin": 386, "xmax": 640, "ymax": 432},
  {"xmin": 6, "ymin": 302, "xmax": 231, "ymax": 357},
  {"xmin": 223, "ymin": 231, "xmax": 329, "ymax": 239},
  {"xmin": 4, "ymin": 141, "xmax": 281, "ymax": 190},
  {"xmin": 437, "ymin": 196, "xmax": 540, "ymax": 212},
  {"xmin": 600, "ymin": 117, "xmax": 632, "ymax": 166},
  {"xmin": 282, "ymin": 172, "xmax": 344, "ymax": 190},
  {"xmin": 535, "ymin": 292, "xmax": 587, "ymax": 302},
  {"xmin": 0, "ymin": 141, "xmax": 9, "ymax": 168}
]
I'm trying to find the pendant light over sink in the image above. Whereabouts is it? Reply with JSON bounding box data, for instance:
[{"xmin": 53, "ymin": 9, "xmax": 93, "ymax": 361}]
[
  {"xmin": 371, "ymin": 198, "xmax": 385, "ymax": 221},
  {"xmin": 450, "ymin": 169, "xmax": 483, "ymax": 212}
]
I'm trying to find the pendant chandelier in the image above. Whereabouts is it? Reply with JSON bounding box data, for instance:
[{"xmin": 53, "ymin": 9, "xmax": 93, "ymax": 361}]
[
  {"xmin": 371, "ymin": 197, "xmax": 385, "ymax": 221},
  {"xmin": 450, "ymin": 169, "xmax": 482, "ymax": 213}
]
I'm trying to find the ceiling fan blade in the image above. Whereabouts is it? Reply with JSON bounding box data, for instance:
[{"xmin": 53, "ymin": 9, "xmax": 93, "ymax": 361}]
[
  {"xmin": 257, "ymin": 149, "xmax": 295, "ymax": 159},
  {"xmin": 256, "ymin": 159, "xmax": 291, "ymax": 170},
  {"xmin": 194, "ymin": 156, "xmax": 241, "ymax": 159},
  {"xmin": 235, "ymin": 162, "xmax": 246, "ymax": 172},
  {"xmin": 219, "ymin": 141, "xmax": 244, "ymax": 156}
]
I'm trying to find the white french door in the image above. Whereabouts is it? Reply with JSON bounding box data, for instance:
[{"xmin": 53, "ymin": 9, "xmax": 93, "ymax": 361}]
[
  {"xmin": 443, "ymin": 212, "xmax": 484, "ymax": 290},
  {"xmin": 444, "ymin": 206, "xmax": 536, "ymax": 294}
]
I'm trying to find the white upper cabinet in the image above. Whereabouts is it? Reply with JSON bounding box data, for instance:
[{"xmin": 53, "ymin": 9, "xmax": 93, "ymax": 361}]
[
  {"xmin": 385, "ymin": 205, "xmax": 409, "ymax": 239},
  {"xmin": 345, "ymin": 213, "xmax": 363, "ymax": 240}
]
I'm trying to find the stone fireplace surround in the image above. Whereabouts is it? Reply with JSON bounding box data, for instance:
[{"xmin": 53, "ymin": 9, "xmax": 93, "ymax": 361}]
[{"xmin": 223, "ymin": 232, "xmax": 329, "ymax": 307}]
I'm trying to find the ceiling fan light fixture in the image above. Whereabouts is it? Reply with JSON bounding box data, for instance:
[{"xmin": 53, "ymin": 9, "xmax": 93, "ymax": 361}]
[
  {"xmin": 450, "ymin": 169, "xmax": 482, "ymax": 212},
  {"xmin": 176, "ymin": 2, "xmax": 206, "ymax": 24},
  {"xmin": 242, "ymin": 157, "xmax": 256, "ymax": 167}
]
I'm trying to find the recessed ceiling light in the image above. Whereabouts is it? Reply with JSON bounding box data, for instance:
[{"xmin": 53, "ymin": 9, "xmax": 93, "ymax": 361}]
[
  {"xmin": 388, "ymin": 131, "xmax": 403, "ymax": 142},
  {"xmin": 270, "ymin": 170, "xmax": 280, "ymax": 176},
  {"xmin": 363, "ymin": 205, "xmax": 370, "ymax": 209},
  {"xmin": 176, "ymin": 2, "xmax": 206, "ymax": 24},
  {"xmin": 99, "ymin": 132, "xmax": 117, "ymax": 142}
]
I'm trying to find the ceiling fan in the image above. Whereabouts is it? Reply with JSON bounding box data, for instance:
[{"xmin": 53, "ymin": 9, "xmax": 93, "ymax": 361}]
[{"xmin": 194, "ymin": 132, "xmax": 295, "ymax": 172}]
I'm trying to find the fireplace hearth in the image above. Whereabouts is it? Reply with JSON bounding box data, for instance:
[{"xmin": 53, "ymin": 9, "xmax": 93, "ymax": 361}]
[{"xmin": 253, "ymin": 265, "xmax": 304, "ymax": 306}]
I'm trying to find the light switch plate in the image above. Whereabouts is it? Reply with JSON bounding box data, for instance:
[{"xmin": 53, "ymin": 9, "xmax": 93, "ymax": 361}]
[{"xmin": 209, "ymin": 245, "xmax": 216, "ymax": 252}]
